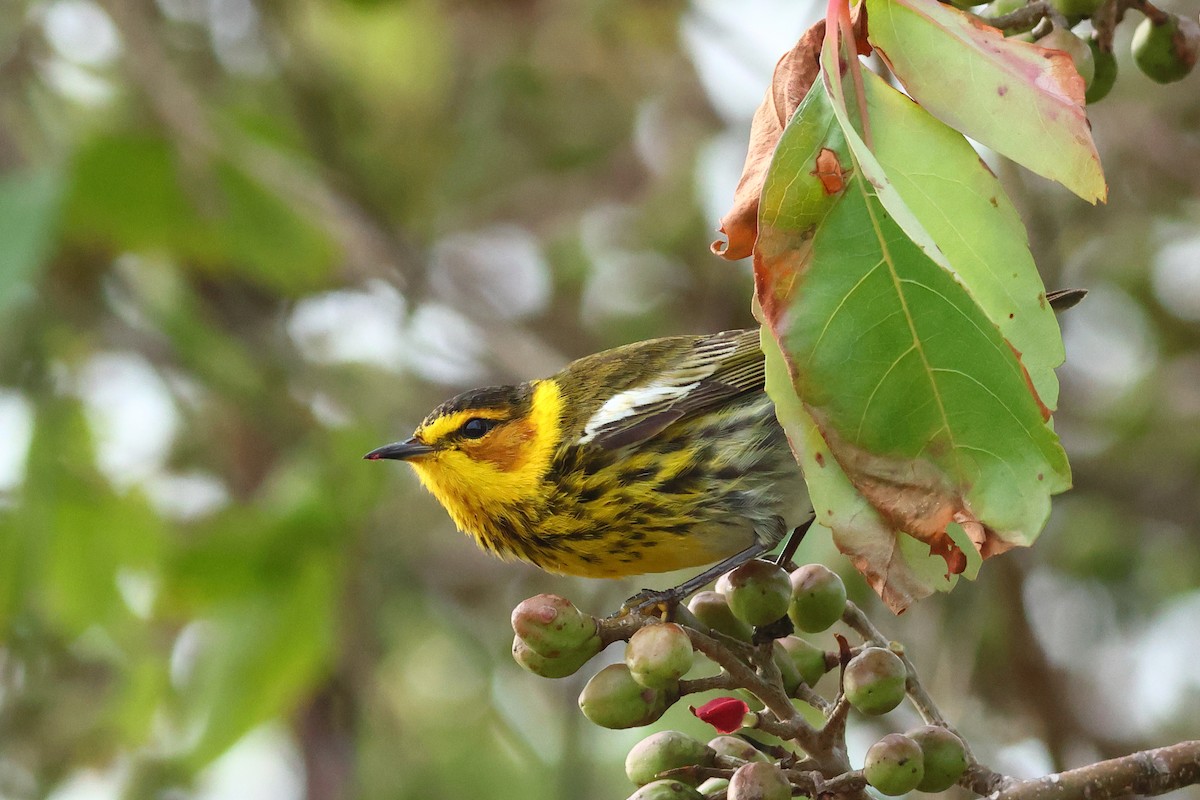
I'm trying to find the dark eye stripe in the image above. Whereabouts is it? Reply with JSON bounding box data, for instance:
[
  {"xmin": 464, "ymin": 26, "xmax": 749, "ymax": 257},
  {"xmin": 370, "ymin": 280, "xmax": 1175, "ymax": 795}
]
[{"xmin": 460, "ymin": 417, "xmax": 499, "ymax": 439}]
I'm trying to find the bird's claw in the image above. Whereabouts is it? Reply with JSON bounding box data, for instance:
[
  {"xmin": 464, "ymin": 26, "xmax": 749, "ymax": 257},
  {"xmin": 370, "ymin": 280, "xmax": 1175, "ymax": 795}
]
[
  {"xmin": 613, "ymin": 587, "xmax": 684, "ymax": 619},
  {"xmin": 752, "ymin": 614, "xmax": 794, "ymax": 645}
]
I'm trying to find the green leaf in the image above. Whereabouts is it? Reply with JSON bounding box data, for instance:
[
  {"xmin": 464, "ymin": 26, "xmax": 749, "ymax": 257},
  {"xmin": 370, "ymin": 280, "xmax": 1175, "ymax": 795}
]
[
  {"xmin": 756, "ymin": 69, "xmax": 1070, "ymax": 610},
  {"xmin": 3, "ymin": 397, "xmax": 164, "ymax": 634},
  {"xmin": 854, "ymin": 70, "xmax": 1065, "ymax": 408},
  {"xmin": 764, "ymin": 331, "xmax": 956, "ymax": 610},
  {"xmin": 865, "ymin": 0, "xmax": 1106, "ymax": 203},
  {"xmin": 0, "ymin": 168, "xmax": 64, "ymax": 314},
  {"xmin": 65, "ymin": 134, "xmax": 336, "ymax": 295},
  {"xmin": 186, "ymin": 559, "xmax": 335, "ymax": 765},
  {"xmin": 757, "ymin": 80, "xmax": 953, "ymax": 610}
]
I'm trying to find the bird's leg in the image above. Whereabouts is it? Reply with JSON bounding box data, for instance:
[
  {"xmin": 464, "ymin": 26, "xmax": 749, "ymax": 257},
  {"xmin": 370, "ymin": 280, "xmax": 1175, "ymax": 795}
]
[
  {"xmin": 617, "ymin": 516, "xmax": 793, "ymax": 618},
  {"xmin": 773, "ymin": 515, "xmax": 815, "ymax": 571},
  {"xmin": 748, "ymin": 514, "xmax": 819, "ymax": 642},
  {"xmin": 617, "ymin": 540, "xmax": 770, "ymax": 618}
]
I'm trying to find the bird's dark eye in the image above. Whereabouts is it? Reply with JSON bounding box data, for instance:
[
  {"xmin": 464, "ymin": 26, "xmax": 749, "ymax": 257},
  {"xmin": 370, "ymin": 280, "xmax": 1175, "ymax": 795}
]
[{"xmin": 460, "ymin": 417, "xmax": 498, "ymax": 439}]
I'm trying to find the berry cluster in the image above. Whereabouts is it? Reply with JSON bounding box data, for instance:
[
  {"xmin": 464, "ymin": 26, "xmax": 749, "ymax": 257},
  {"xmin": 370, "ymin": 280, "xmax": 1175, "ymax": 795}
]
[{"xmin": 509, "ymin": 560, "xmax": 971, "ymax": 800}]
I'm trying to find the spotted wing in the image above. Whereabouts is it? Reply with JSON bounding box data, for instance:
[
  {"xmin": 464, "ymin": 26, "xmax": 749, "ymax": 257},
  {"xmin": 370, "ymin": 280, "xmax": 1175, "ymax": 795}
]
[{"xmin": 579, "ymin": 329, "xmax": 765, "ymax": 450}]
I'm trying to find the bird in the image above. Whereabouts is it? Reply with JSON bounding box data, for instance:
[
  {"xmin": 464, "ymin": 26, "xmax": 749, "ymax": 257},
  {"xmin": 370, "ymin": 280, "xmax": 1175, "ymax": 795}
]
[
  {"xmin": 365, "ymin": 328, "xmax": 808, "ymax": 604},
  {"xmin": 364, "ymin": 288, "xmax": 1085, "ymax": 603}
]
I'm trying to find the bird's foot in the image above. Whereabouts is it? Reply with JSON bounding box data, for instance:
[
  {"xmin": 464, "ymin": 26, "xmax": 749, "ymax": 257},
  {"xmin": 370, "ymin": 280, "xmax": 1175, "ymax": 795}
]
[
  {"xmin": 613, "ymin": 587, "xmax": 684, "ymax": 620},
  {"xmin": 752, "ymin": 614, "xmax": 794, "ymax": 645}
]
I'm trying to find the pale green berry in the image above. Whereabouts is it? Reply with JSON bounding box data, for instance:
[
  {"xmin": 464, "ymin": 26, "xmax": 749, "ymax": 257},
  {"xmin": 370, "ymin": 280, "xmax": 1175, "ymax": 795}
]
[
  {"xmin": 908, "ymin": 725, "xmax": 969, "ymax": 792},
  {"xmin": 579, "ymin": 664, "xmax": 673, "ymax": 729},
  {"xmin": 864, "ymin": 733, "xmax": 924, "ymax": 796},
  {"xmin": 720, "ymin": 560, "xmax": 792, "ymax": 627},
  {"xmin": 787, "ymin": 564, "xmax": 846, "ymax": 633},
  {"xmin": 844, "ymin": 647, "xmax": 906, "ymax": 716},
  {"xmin": 627, "ymin": 623, "xmax": 694, "ymax": 689}
]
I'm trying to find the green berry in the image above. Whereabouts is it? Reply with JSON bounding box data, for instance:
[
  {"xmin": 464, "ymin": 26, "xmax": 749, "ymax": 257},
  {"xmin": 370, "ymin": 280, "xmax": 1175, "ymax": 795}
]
[
  {"xmin": 688, "ymin": 591, "xmax": 754, "ymax": 641},
  {"xmin": 843, "ymin": 647, "xmax": 907, "ymax": 716},
  {"xmin": 720, "ymin": 560, "xmax": 792, "ymax": 627},
  {"xmin": 1085, "ymin": 38, "xmax": 1118, "ymax": 102},
  {"xmin": 579, "ymin": 664, "xmax": 673, "ymax": 729},
  {"xmin": 787, "ymin": 564, "xmax": 846, "ymax": 633},
  {"xmin": 697, "ymin": 777, "xmax": 729, "ymax": 795},
  {"xmin": 727, "ymin": 762, "xmax": 791, "ymax": 800},
  {"xmin": 1048, "ymin": 0, "xmax": 1102, "ymax": 22},
  {"xmin": 864, "ymin": 734, "xmax": 925, "ymax": 796},
  {"xmin": 511, "ymin": 594, "xmax": 599, "ymax": 658},
  {"xmin": 1131, "ymin": 14, "xmax": 1200, "ymax": 83},
  {"xmin": 1037, "ymin": 26, "xmax": 1096, "ymax": 87},
  {"xmin": 982, "ymin": 0, "xmax": 1034, "ymax": 32},
  {"xmin": 627, "ymin": 623, "xmax": 695, "ymax": 689},
  {"xmin": 735, "ymin": 688, "xmax": 765, "ymax": 713},
  {"xmin": 512, "ymin": 634, "xmax": 600, "ymax": 678},
  {"xmin": 908, "ymin": 725, "xmax": 969, "ymax": 792},
  {"xmin": 769, "ymin": 640, "xmax": 803, "ymax": 695},
  {"xmin": 985, "ymin": 0, "xmax": 1023, "ymax": 13},
  {"xmin": 625, "ymin": 731, "xmax": 714, "ymax": 787},
  {"xmin": 776, "ymin": 636, "xmax": 828, "ymax": 688},
  {"xmin": 628, "ymin": 779, "xmax": 705, "ymax": 800},
  {"xmin": 707, "ymin": 735, "xmax": 770, "ymax": 764}
]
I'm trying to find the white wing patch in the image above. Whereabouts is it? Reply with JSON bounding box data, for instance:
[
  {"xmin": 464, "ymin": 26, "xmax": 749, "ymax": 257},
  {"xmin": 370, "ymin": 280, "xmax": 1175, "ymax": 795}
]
[
  {"xmin": 578, "ymin": 380, "xmax": 700, "ymax": 444},
  {"xmin": 576, "ymin": 335, "xmax": 745, "ymax": 445}
]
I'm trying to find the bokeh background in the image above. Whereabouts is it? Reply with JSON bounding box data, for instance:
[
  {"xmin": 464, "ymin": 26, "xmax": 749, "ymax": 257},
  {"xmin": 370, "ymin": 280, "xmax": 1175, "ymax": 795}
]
[{"xmin": 2, "ymin": 0, "xmax": 1199, "ymax": 798}]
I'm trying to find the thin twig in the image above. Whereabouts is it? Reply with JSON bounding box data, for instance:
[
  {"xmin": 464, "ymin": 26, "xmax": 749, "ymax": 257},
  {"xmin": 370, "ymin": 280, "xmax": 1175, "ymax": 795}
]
[
  {"xmin": 792, "ymin": 681, "xmax": 832, "ymax": 714},
  {"xmin": 598, "ymin": 612, "xmax": 646, "ymax": 646},
  {"xmin": 782, "ymin": 767, "xmax": 868, "ymax": 796},
  {"xmin": 818, "ymin": 695, "xmax": 852, "ymax": 751},
  {"xmin": 841, "ymin": 601, "xmax": 978, "ymax": 764},
  {"xmin": 842, "ymin": 606, "xmax": 942, "ymax": 721},
  {"xmin": 976, "ymin": 0, "xmax": 1054, "ymax": 31},
  {"xmin": 963, "ymin": 763, "xmax": 1019, "ymax": 796},
  {"xmin": 660, "ymin": 764, "xmax": 736, "ymax": 783},
  {"xmin": 745, "ymin": 710, "xmax": 808, "ymax": 741},
  {"xmin": 1128, "ymin": 0, "xmax": 1170, "ymax": 24},
  {"xmin": 683, "ymin": 627, "xmax": 820, "ymax": 748},
  {"xmin": 678, "ymin": 674, "xmax": 737, "ymax": 695}
]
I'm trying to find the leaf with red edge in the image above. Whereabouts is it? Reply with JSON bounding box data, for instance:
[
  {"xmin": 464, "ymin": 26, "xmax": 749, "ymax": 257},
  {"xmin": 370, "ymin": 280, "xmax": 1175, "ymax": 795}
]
[
  {"xmin": 846, "ymin": 70, "xmax": 1067, "ymax": 409},
  {"xmin": 864, "ymin": 0, "xmax": 1106, "ymax": 203},
  {"xmin": 753, "ymin": 17, "xmax": 1071, "ymax": 611},
  {"xmin": 764, "ymin": 332, "xmax": 959, "ymax": 611}
]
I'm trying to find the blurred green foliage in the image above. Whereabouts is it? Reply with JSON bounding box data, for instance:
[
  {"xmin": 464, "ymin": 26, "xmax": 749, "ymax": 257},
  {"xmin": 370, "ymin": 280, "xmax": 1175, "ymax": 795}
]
[{"xmin": 0, "ymin": 0, "xmax": 1198, "ymax": 799}]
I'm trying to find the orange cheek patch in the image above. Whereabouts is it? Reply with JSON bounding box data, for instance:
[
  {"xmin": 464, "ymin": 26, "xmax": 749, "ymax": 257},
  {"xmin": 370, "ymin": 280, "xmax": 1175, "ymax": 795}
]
[{"xmin": 466, "ymin": 420, "xmax": 536, "ymax": 471}]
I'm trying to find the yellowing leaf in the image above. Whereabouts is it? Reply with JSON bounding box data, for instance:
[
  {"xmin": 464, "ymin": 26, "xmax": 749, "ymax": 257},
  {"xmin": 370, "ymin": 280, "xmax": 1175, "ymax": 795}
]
[
  {"xmin": 857, "ymin": 72, "xmax": 1065, "ymax": 408},
  {"xmin": 865, "ymin": 0, "xmax": 1106, "ymax": 203}
]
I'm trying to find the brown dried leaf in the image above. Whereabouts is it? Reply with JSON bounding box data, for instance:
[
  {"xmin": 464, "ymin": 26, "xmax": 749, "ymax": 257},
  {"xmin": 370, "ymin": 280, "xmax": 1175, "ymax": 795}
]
[
  {"xmin": 713, "ymin": 11, "xmax": 869, "ymax": 261},
  {"xmin": 711, "ymin": 22, "xmax": 826, "ymax": 261},
  {"xmin": 832, "ymin": 517, "xmax": 949, "ymax": 613},
  {"xmin": 816, "ymin": 413, "xmax": 1034, "ymax": 611},
  {"xmin": 812, "ymin": 410, "xmax": 969, "ymax": 573}
]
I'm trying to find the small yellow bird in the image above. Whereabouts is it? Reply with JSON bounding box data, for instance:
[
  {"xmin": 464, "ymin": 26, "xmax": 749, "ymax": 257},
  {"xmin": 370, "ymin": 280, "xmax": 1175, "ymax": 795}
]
[
  {"xmin": 366, "ymin": 329, "xmax": 809, "ymax": 598},
  {"xmin": 365, "ymin": 289, "xmax": 1084, "ymax": 599}
]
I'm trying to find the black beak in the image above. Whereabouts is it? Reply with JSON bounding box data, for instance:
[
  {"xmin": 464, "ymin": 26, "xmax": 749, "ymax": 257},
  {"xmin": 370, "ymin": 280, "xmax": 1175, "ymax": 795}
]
[{"xmin": 364, "ymin": 438, "xmax": 435, "ymax": 461}]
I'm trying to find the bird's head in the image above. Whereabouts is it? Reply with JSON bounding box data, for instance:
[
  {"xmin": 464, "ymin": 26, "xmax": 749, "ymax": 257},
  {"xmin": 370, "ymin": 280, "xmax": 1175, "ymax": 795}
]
[{"xmin": 365, "ymin": 380, "xmax": 565, "ymax": 527}]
